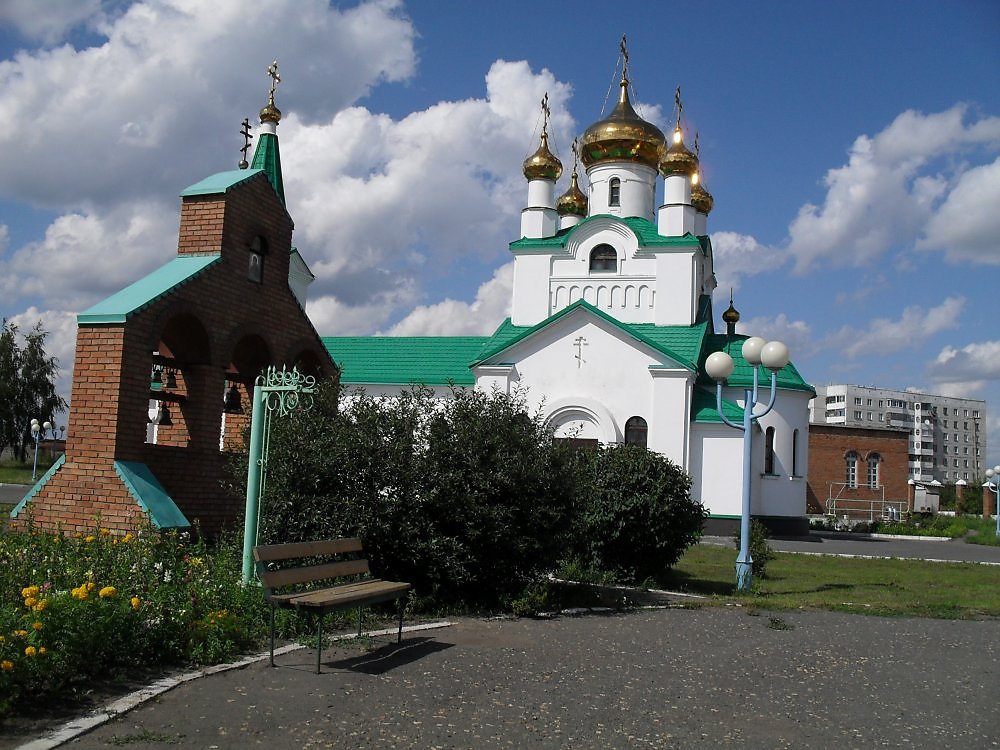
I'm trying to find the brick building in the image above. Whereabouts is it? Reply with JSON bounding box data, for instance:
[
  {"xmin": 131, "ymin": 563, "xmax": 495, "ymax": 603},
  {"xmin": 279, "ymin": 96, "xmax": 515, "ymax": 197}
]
[
  {"xmin": 11, "ymin": 81, "xmax": 335, "ymax": 536},
  {"xmin": 806, "ymin": 424, "xmax": 909, "ymax": 519}
]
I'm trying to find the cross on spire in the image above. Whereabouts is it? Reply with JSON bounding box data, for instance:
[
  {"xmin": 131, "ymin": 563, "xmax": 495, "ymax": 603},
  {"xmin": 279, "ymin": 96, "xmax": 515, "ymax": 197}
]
[
  {"xmin": 238, "ymin": 117, "xmax": 254, "ymax": 169},
  {"xmin": 541, "ymin": 92, "xmax": 550, "ymax": 135},
  {"xmin": 267, "ymin": 60, "xmax": 281, "ymax": 103},
  {"xmin": 675, "ymin": 86, "xmax": 683, "ymax": 128},
  {"xmin": 620, "ymin": 34, "xmax": 629, "ymax": 83}
]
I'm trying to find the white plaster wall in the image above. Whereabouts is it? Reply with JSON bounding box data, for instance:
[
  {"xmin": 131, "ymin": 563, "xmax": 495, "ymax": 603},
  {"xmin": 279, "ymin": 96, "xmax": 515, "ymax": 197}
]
[
  {"xmin": 511, "ymin": 253, "xmax": 554, "ymax": 326},
  {"xmin": 527, "ymin": 178, "xmax": 554, "ymax": 208},
  {"xmin": 753, "ymin": 389, "xmax": 812, "ymax": 518},
  {"xmin": 689, "ymin": 423, "xmax": 745, "ymax": 517},
  {"xmin": 586, "ymin": 163, "xmax": 658, "ymax": 220},
  {"xmin": 653, "ymin": 254, "xmax": 695, "ymax": 326},
  {"xmin": 520, "ymin": 206, "xmax": 558, "ymax": 240}
]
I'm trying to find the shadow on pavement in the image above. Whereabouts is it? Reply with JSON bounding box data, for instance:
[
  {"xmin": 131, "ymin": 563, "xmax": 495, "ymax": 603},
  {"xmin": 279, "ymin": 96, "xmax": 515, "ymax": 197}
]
[{"xmin": 324, "ymin": 637, "xmax": 454, "ymax": 675}]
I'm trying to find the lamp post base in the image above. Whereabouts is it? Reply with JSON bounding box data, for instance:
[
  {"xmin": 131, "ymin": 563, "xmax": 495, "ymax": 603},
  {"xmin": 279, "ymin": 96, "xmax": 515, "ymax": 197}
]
[{"xmin": 735, "ymin": 558, "xmax": 753, "ymax": 592}]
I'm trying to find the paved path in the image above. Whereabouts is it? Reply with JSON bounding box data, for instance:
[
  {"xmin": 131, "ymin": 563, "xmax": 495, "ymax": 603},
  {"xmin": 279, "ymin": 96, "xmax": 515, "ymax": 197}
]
[
  {"xmin": 703, "ymin": 532, "xmax": 1000, "ymax": 564},
  {"xmin": 20, "ymin": 608, "xmax": 999, "ymax": 749}
]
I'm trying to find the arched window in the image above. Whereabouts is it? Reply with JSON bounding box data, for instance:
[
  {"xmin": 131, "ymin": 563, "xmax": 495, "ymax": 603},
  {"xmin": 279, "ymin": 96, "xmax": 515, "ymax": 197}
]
[
  {"xmin": 791, "ymin": 428, "xmax": 800, "ymax": 476},
  {"xmin": 845, "ymin": 451, "xmax": 858, "ymax": 488},
  {"xmin": 764, "ymin": 426, "xmax": 776, "ymax": 474},
  {"xmin": 867, "ymin": 453, "xmax": 881, "ymax": 489},
  {"xmin": 609, "ymin": 177, "xmax": 621, "ymax": 207},
  {"xmin": 589, "ymin": 244, "xmax": 617, "ymax": 273},
  {"xmin": 248, "ymin": 235, "xmax": 268, "ymax": 283},
  {"xmin": 624, "ymin": 416, "xmax": 647, "ymax": 448}
]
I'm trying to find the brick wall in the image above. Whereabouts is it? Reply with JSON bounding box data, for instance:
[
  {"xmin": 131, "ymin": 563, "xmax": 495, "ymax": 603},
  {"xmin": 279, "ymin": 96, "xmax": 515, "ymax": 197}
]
[
  {"xmin": 18, "ymin": 172, "xmax": 336, "ymax": 537},
  {"xmin": 806, "ymin": 424, "xmax": 909, "ymax": 517}
]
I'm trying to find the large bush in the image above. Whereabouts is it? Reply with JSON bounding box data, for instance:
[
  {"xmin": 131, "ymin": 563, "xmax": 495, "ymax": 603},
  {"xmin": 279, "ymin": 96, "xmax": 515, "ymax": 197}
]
[
  {"xmin": 240, "ymin": 384, "xmax": 579, "ymax": 610},
  {"xmin": 573, "ymin": 444, "xmax": 706, "ymax": 582}
]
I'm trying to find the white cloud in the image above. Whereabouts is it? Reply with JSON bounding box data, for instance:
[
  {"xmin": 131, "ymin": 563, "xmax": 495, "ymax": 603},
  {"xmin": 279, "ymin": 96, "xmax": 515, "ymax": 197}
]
[
  {"xmin": 709, "ymin": 231, "xmax": 787, "ymax": 295},
  {"xmin": 785, "ymin": 105, "xmax": 1000, "ymax": 273},
  {"xmin": 928, "ymin": 340, "xmax": 1000, "ymax": 385},
  {"xmin": 386, "ymin": 263, "xmax": 513, "ymax": 336},
  {"xmin": 918, "ymin": 157, "xmax": 1000, "ymax": 264},
  {"xmin": 0, "ymin": 0, "xmax": 103, "ymax": 44},
  {"xmin": 822, "ymin": 297, "xmax": 965, "ymax": 359},
  {"xmin": 736, "ymin": 313, "xmax": 813, "ymax": 357}
]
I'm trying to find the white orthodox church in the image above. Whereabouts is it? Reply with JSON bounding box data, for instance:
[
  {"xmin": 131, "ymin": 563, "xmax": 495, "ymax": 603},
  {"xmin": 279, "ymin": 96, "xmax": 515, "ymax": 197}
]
[{"xmin": 323, "ymin": 52, "xmax": 814, "ymax": 534}]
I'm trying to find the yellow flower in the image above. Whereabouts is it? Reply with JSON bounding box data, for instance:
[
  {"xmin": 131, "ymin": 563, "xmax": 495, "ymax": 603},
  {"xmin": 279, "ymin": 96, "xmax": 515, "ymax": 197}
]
[
  {"xmin": 99, "ymin": 586, "xmax": 116, "ymax": 599},
  {"xmin": 24, "ymin": 646, "xmax": 37, "ymax": 658},
  {"xmin": 38, "ymin": 647, "xmax": 47, "ymax": 656},
  {"xmin": 130, "ymin": 596, "xmax": 141, "ymax": 610},
  {"xmin": 21, "ymin": 585, "xmax": 40, "ymax": 598},
  {"xmin": 23, "ymin": 596, "xmax": 37, "ymax": 608},
  {"xmin": 1, "ymin": 660, "xmax": 13, "ymax": 672},
  {"xmin": 84, "ymin": 535, "xmax": 96, "ymax": 543},
  {"xmin": 33, "ymin": 600, "xmax": 48, "ymax": 612},
  {"xmin": 13, "ymin": 629, "xmax": 28, "ymax": 638},
  {"xmin": 31, "ymin": 622, "xmax": 43, "ymax": 631},
  {"xmin": 85, "ymin": 582, "xmax": 96, "ymax": 592},
  {"xmin": 99, "ymin": 528, "xmax": 111, "ymax": 535},
  {"xmin": 122, "ymin": 533, "xmax": 134, "ymax": 543},
  {"xmin": 71, "ymin": 586, "xmax": 88, "ymax": 601}
]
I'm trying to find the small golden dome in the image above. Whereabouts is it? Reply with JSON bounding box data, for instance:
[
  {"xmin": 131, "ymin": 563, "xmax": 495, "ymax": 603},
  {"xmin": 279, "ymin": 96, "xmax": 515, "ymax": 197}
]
[
  {"xmin": 579, "ymin": 78, "xmax": 665, "ymax": 170},
  {"xmin": 523, "ymin": 130, "xmax": 563, "ymax": 181},
  {"xmin": 660, "ymin": 127, "xmax": 698, "ymax": 177},
  {"xmin": 557, "ymin": 170, "xmax": 588, "ymax": 216},
  {"xmin": 692, "ymin": 179, "xmax": 714, "ymax": 214},
  {"xmin": 260, "ymin": 96, "xmax": 281, "ymax": 124},
  {"xmin": 722, "ymin": 296, "xmax": 740, "ymax": 324}
]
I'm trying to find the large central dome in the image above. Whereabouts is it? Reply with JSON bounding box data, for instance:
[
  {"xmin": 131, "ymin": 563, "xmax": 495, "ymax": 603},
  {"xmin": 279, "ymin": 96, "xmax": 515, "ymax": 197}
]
[{"xmin": 579, "ymin": 77, "xmax": 665, "ymax": 170}]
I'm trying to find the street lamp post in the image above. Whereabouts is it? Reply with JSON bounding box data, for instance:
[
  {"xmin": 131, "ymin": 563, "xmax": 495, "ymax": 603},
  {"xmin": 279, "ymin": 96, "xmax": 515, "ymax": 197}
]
[
  {"xmin": 705, "ymin": 337, "xmax": 790, "ymax": 592},
  {"xmin": 984, "ymin": 465, "xmax": 1000, "ymax": 537},
  {"xmin": 30, "ymin": 418, "xmax": 52, "ymax": 481}
]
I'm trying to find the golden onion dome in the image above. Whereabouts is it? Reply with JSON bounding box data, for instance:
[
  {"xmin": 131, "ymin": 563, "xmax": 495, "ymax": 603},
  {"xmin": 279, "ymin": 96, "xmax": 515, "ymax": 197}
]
[
  {"xmin": 691, "ymin": 178, "xmax": 714, "ymax": 214},
  {"xmin": 522, "ymin": 131, "xmax": 563, "ymax": 181},
  {"xmin": 579, "ymin": 78, "xmax": 665, "ymax": 170},
  {"xmin": 260, "ymin": 95, "xmax": 282, "ymax": 124},
  {"xmin": 660, "ymin": 126, "xmax": 699, "ymax": 177},
  {"xmin": 557, "ymin": 169, "xmax": 588, "ymax": 216},
  {"xmin": 722, "ymin": 296, "xmax": 740, "ymax": 325}
]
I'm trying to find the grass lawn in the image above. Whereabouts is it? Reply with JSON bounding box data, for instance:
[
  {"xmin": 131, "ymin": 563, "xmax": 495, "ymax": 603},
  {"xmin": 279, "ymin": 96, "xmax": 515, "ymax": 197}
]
[
  {"xmin": 0, "ymin": 464, "xmax": 45, "ymax": 485},
  {"xmin": 661, "ymin": 545, "xmax": 1000, "ymax": 619}
]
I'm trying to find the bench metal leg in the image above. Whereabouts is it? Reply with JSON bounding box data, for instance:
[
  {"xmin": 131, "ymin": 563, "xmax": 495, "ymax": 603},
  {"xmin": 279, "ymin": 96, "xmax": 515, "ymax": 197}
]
[
  {"xmin": 397, "ymin": 597, "xmax": 405, "ymax": 643},
  {"xmin": 358, "ymin": 606, "xmax": 363, "ymax": 637},
  {"xmin": 316, "ymin": 615, "xmax": 323, "ymax": 674},
  {"xmin": 269, "ymin": 604, "xmax": 276, "ymax": 667}
]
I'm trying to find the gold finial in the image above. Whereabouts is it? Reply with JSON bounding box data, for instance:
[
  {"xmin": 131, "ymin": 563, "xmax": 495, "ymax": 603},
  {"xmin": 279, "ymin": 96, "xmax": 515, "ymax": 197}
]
[
  {"xmin": 260, "ymin": 59, "xmax": 282, "ymax": 123},
  {"xmin": 620, "ymin": 34, "xmax": 629, "ymax": 85},
  {"xmin": 541, "ymin": 92, "xmax": 551, "ymax": 136}
]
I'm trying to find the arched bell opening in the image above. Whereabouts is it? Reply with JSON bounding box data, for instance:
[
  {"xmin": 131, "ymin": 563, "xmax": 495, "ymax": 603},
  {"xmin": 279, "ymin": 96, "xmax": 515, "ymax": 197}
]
[
  {"xmin": 220, "ymin": 335, "xmax": 272, "ymax": 451},
  {"xmin": 148, "ymin": 313, "xmax": 212, "ymax": 448}
]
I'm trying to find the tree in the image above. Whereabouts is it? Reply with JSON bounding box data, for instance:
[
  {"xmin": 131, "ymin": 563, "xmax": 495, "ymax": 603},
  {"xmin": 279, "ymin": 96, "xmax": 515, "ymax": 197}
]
[{"xmin": 0, "ymin": 319, "xmax": 67, "ymax": 462}]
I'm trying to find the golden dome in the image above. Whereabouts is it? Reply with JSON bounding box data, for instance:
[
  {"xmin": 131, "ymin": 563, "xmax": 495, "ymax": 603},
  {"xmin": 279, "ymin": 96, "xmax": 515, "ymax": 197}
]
[
  {"xmin": 260, "ymin": 95, "xmax": 282, "ymax": 124},
  {"xmin": 522, "ymin": 130, "xmax": 563, "ymax": 181},
  {"xmin": 557, "ymin": 169, "xmax": 588, "ymax": 216},
  {"xmin": 579, "ymin": 78, "xmax": 665, "ymax": 170},
  {"xmin": 722, "ymin": 291, "xmax": 740, "ymax": 324},
  {"xmin": 691, "ymin": 179, "xmax": 714, "ymax": 214},
  {"xmin": 660, "ymin": 126, "xmax": 698, "ymax": 177}
]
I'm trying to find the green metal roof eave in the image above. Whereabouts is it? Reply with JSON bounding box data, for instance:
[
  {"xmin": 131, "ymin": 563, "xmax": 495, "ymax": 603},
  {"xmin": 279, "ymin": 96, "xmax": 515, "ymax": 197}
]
[
  {"xmin": 78, "ymin": 254, "xmax": 221, "ymax": 324},
  {"xmin": 181, "ymin": 169, "xmax": 264, "ymax": 196},
  {"xmin": 471, "ymin": 301, "xmax": 700, "ymax": 370},
  {"xmin": 691, "ymin": 385, "xmax": 744, "ymax": 423},
  {"xmin": 510, "ymin": 216, "xmax": 701, "ymax": 251},
  {"xmin": 324, "ymin": 336, "xmax": 487, "ymax": 386},
  {"xmin": 114, "ymin": 461, "xmax": 191, "ymax": 529}
]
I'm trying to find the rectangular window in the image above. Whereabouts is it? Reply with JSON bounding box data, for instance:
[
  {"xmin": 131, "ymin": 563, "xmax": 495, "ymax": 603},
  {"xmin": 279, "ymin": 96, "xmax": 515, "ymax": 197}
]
[
  {"xmin": 854, "ymin": 397, "xmax": 862, "ymax": 405},
  {"xmin": 943, "ymin": 407, "xmax": 949, "ymax": 416},
  {"xmin": 854, "ymin": 411, "xmax": 863, "ymax": 420},
  {"xmin": 868, "ymin": 412, "xmax": 874, "ymax": 420},
  {"xmin": 973, "ymin": 410, "xmax": 979, "ymax": 418}
]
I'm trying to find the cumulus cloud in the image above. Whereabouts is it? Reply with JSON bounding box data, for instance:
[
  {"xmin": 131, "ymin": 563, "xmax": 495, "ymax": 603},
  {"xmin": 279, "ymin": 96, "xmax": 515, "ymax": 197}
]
[
  {"xmin": 918, "ymin": 157, "xmax": 1000, "ymax": 264},
  {"xmin": 822, "ymin": 297, "xmax": 965, "ymax": 359},
  {"xmin": 736, "ymin": 313, "xmax": 813, "ymax": 357},
  {"xmin": 710, "ymin": 231, "xmax": 788, "ymax": 295},
  {"xmin": 0, "ymin": 0, "xmax": 103, "ymax": 44},
  {"xmin": 385, "ymin": 263, "xmax": 513, "ymax": 336},
  {"xmin": 785, "ymin": 105, "xmax": 1000, "ymax": 272},
  {"xmin": 927, "ymin": 340, "xmax": 1000, "ymax": 386}
]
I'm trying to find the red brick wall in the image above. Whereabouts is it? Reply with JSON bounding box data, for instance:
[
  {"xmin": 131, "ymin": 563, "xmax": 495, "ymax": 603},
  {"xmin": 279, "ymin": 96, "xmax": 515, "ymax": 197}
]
[
  {"xmin": 19, "ymin": 172, "xmax": 336, "ymax": 537},
  {"xmin": 806, "ymin": 424, "xmax": 909, "ymax": 516}
]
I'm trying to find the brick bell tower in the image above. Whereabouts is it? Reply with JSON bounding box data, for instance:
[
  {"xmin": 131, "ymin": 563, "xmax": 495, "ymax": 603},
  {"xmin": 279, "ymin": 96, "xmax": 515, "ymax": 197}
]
[{"xmin": 12, "ymin": 62, "xmax": 337, "ymax": 536}]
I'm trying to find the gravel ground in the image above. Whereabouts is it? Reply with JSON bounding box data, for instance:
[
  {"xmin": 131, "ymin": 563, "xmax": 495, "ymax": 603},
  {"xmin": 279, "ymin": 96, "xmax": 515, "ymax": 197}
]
[{"xmin": 20, "ymin": 607, "xmax": 998, "ymax": 749}]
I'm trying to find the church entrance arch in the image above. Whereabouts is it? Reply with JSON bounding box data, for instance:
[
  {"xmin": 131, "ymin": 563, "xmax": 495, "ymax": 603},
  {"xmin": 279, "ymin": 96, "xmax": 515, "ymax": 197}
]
[{"xmin": 543, "ymin": 398, "xmax": 619, "ymax": 445}]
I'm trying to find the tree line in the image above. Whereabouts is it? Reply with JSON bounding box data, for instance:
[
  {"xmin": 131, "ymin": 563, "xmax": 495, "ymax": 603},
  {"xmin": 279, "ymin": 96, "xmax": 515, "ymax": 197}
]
[{"xmin": 0, "ymin": 320, "xmax": 66, "ymax": 463}]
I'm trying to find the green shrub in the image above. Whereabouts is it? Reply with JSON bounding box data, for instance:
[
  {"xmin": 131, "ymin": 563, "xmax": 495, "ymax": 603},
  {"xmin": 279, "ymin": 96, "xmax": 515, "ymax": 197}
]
[{"xmin": 572, "ymin": 444, "xmax": 706, "ymax": 583}]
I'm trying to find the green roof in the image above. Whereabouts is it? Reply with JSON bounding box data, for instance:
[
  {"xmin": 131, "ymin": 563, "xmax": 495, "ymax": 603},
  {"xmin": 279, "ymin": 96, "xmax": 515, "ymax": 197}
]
[
  {"xmin": 510, "ymin": 215, "xmax": 702, "ymax": 251},
  {"xmin": 472, "ymin": 301, "xmax": 707, "ymax": 371},
  {"xmin": 78, "ymin": 254, "xmax": 221, "ymax": 324},
  {"xmin": 323, "ymin": 336, "xmax": 490, "ymax": 386},
  {"xmin": 691, "ymin": 384, "xmax": 745, "ymax": 424},
  {"xmin": 697, "ymin": 333, "xmax": 815, "ymax": 394},
  {"xmin": 250, "ymin": 132, "xmax": 285, "ymax": 206},
  {"xmin": 181, "ymin": 169, "xmax": 264, "ymax": 197},
  {"xmin": 114, "ymin": 461, "xmax": 190, "ymax": 529}
]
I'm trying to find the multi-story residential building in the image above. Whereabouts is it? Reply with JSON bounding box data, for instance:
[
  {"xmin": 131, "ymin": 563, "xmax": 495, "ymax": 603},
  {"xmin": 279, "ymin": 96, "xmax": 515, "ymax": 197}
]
[{"xmin": 810, "ymin": 385, "xmax": 987, "ymax": 483}]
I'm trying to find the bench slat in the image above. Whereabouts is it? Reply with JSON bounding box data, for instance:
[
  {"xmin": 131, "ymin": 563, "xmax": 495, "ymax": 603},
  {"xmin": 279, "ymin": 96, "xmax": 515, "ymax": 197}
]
[
  {"xmin": 259, "ymin": 558, "xmax": 370, "ymax": 589},
  {"xmin": 288, "ymin": 580, "xmax": 412, "ymax": 611},
  {"xmin": 253, "ymin": 538, "xmax": 363, "ymax": 562}
]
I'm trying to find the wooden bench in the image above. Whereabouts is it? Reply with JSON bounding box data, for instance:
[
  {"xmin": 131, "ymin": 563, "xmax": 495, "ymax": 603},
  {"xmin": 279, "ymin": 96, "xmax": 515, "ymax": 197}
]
[{"xmin": 253, "ymin": 538, "xmax": 412, "ymax": 673}]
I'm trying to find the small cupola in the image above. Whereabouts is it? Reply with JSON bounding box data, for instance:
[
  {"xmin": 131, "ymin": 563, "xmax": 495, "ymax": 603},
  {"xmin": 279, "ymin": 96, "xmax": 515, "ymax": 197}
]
[{"xmin": 556, "ymin": 139, "xmax": 588, "ymax": 228}]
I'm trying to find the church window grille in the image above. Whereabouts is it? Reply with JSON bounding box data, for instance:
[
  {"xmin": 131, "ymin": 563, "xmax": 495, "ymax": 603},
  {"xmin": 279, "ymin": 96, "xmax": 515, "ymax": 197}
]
[
  {"xmin": 609, "ymin": 177, "xmax": 620, "ymax": 207},
  {"xmin": 589, "ymin": 244, "xmax": 617, "ymax": 273},
  {"xmin": 624, "ymin": 416, "xmax": 647, "ymax": 448}
]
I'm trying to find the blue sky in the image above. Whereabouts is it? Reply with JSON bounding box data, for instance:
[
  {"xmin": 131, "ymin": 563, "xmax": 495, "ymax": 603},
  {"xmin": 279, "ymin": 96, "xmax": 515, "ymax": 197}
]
[{"xmin": 0, "ymin": 0, "xmax": 998, "ymax": 469}]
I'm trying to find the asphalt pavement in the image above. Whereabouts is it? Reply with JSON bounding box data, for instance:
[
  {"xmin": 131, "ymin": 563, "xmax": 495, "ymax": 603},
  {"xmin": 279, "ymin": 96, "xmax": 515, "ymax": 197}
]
[{"xmin": 13, "ymin": 607, "xmax": 999, "ymax": 749}]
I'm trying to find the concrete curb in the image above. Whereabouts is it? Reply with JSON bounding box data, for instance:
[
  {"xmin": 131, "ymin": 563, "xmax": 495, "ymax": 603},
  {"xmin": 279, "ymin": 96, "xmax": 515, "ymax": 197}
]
[{"xmin": 14, "ymin": 620, "xmax": 454, "ymax": 750}]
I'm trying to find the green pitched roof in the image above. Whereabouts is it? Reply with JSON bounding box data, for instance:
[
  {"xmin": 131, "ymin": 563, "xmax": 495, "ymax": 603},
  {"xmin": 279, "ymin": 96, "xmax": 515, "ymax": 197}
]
[
  {"xmin": 472, "ymin": 301, "xmax": 707, "ymax": 371},
  {"xmin": 698, "ymin": 333, "xmax": 815, "ymax": 394},
  {"xmin": 181, "ymin": 169, "xmax": 264, "ymax": 197},
  {"xmin": 78, "ymin": 254, "xmax": 221, "ymax": 324},
  {"xmin": 250, "ymin": 131, "xmax": 285, "ymax": 206},
  {"xmin": 510, "ymin": 215, "xmax": 702, "ymax": 251},
  {"xmin": 691, "ymin": 384, "xmax": 745, "ymax": 424},
  {"xmin": 323, "ymin": 336, "xmax": 490, "ymax": 386},
  {"xmin": 114, "ymin": 461, "xmax": 190, "ymax": 529}
]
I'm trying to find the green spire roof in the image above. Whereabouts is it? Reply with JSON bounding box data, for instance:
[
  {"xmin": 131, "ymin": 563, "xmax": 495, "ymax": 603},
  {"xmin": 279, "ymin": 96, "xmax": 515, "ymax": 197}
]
[{"xmin": 251, "ymin": 131, "xmax": 285, "ymax": 206}]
